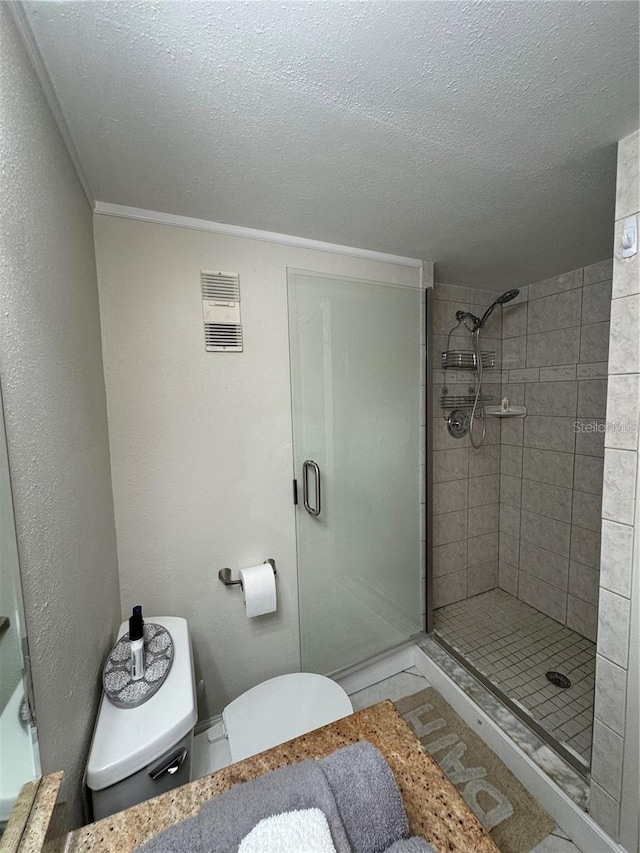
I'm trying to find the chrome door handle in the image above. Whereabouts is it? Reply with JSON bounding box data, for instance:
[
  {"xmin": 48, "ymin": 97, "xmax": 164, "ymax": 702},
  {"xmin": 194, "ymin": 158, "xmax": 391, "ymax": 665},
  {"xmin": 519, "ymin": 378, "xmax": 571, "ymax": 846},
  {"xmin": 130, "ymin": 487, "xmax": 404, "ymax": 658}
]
[
  {"xmin": 302, "ymin": 460, "xmax": 321, "ymax": 517},
  {"xmin": 149, "ymin": 747, "xmax": 188, "ymax": 781}
]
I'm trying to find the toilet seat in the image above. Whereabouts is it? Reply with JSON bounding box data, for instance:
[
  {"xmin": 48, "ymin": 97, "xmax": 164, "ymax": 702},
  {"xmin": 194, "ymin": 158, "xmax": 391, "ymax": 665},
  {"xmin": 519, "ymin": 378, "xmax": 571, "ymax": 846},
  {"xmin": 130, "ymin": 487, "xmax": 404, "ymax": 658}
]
[{"xmin": 222, "ymin": 672, "xmax": 353, "ymax": 762}]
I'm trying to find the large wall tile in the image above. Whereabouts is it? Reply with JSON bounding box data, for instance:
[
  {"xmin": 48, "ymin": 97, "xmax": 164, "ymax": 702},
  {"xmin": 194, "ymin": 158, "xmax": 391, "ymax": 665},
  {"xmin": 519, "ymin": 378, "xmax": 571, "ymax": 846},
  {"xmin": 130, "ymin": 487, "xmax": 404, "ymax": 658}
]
[
  {"xmin": 611, "ymin": 218, "xmax": 640, "ymax": 299},
  {"xmin": 526, "ymin": 327, "xmax": 580, "ymax": 367},
  {"xmin": 591, "ymin": 719, "xmax": 624, "ymax": 801},
  {"xmin": 609, "ymin": 295, "xmax": 640, "ymax": 374},
  {"xmin": 525, "ymin": 380, "xmax": 578, "ymax": 416},
  {"xmin": 433, "ymin": 570, "xmax": 468, "ymax": 608},
  {"xmin": 589, "ymin": 781, "xmax": 620, "ymax": 841},
  {"xmin": 568, "ymin": 561, "xmax": 600, "ymax": 606},
  {"xmin": 498, "ymin": 560, "xmax": 518, "ymax": 595},
  {"xmin": 524, "ymin": 415, "xmax": 576, "ymax": 453},
  {"xmin": 519, "ymin": 572, "xmax": 567, "ymax": 623},
  {"xmin": 502, "ymin": 382, "xmax": 525, "ymax": 405},
  {"xmin": 433, "ymin": 448, "xmax": 469, "ymax": 483},
  {"xmin": 529, "ymin": 269, "xmax": 582, "ymax": 300},
  {"xmin": 566, "ymin": 594, "xmax": 597, "ymax": 641},
  {"xmin": 522, "ymin": 447, "xmax": 574, "ymax": 488},
  {"xmin": 600, "ymin": 520, "xmax": 634, "ymax": 597},
  {"xmin": 574, "ymin": 420, "xmax": 605, "ymax": 457},
  {"xmin": 468, "ymin": 503, "xmax": 499, "ymax": 537},
  {"xmin": 597, "ymin": 589, "xmax": 631, "ymax": 668},
  {"xmin": 615, "ymin": 129, "xmax": 639, "ymax": 220},
  {"xmin": 468, "ymin": 444, "xmax": 500, "ymax": 477},
  {"xmin": 499, "ymin": 532, "xmax": 519, "ymax": 567},
  {"xmin": 604, "ymin": 374, "xmax": 640, "ymax": 451},
  {"xmin": 433, "ymin": 539, "xmax": 467, "ymax": 577},
  {"xmin": 467, "ymin": 532, "xmax": 498, "ymax": 566},
  {"xmin": 602, "ymin": 448, "xmax": 637, "ymax": 525},
  {"xmin": 500, "ymin": 473, "xmax": 522, "ymax": 507},
  {"xmin": 433, "ymin": 509, "xmax": 468, "ymax": 546},
  {"xmin": 508, "ymin": 367, "xmax": 540, "ymax": 382},
  {"xmin": 500, "ymin": 444, "xmax": 522, "ymax": 477},
  {"xmin": 527, "ymin": 287, "xmax": 582, "ymax": 334},
  {"xmin": 499, "ymin": 503, "xmax": 520, "ymax": 537},
  {"xmin": 520, "ymin": 510, "xmax": 571, "ymax": 556},
  {"xmin": 434, "ymin": 283, "xmax": 470, "ymax": 303},
  {"xmin": 594, "ymin": 655, "xmax": 627, "ymax": 737},
  {"xmin": 579, "ymin": 322, "xmax": 611, "ymax": 364},
  {"xmin": 519, "ymin": 539, "xmax": 569, "ymax": 590},
  {"xmin": 468, "ymin": 474, "xmax": 499, "ymax": 507},
  {"xmin": 539, "ymin": 365, "xmax": 577, "ymax": 382},
  {"xmin": 468, "ymin": 560, "xmax": 498, "ymax": 596},
  {"xmin": 502, "ymin": 335, "xmax": 526, "ymax": 369},
  {"xmin": 571, "ymin": 489, "xmax": 602, "ymax": 531},
  {"xmin": 434, "ymin": 479, "xmax": 468, "ymax": 515},
  {"xmin": 500, "ymin": 416, "xmax": 524, "ymax": 446},
  {"xmin": 569, "ymin": 525, "xmax": 601, "ymax": 569},
  {"xmin": 583, "ymin": 259, "xmax": 614, "ymax": 286},
  {"xmin": 502, "ymin": 302, "xmax": 527, "ymax": 338},
  {"xmin": 573, "ymin": 454, "xmax": 604, "ymax": 495},
  {"xmin": 582, "ymin": 280, "xmax": 612, "ymax": 324},
  {"xmin": 522, "ymin": 478, "xmax": 572, "ymax": 522},
  {"xmin": 577, "ymin": 379, "xmax": 608, "ymax": 418},
  {"xmin": 577, "ymin": 362, "xmax": 608, "ymax": 379}
]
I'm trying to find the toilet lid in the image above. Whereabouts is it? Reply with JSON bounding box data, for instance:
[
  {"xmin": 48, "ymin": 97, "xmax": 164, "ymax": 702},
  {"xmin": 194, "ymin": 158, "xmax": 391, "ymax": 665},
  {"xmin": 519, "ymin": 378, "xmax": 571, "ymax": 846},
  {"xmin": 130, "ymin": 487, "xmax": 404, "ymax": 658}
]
[{"xmin": 223, "ymin": 673, "xmax": 353, "ymax": 762}]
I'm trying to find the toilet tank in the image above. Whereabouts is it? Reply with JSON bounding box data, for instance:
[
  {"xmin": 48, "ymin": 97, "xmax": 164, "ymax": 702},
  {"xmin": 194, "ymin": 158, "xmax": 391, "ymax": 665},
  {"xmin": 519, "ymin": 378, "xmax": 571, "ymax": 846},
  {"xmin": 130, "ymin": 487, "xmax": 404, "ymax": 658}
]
[{"xmin": 86, "ymin": 616, "xmax": 197, "ymax": 820}]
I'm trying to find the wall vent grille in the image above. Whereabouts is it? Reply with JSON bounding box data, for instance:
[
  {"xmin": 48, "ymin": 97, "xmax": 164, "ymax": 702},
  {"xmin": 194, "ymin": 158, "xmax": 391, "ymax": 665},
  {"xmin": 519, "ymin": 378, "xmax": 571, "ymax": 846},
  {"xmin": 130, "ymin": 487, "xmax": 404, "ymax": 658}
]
[{"xmin": 201, "ymin": 270, "xmax": 242, "ymax": 352}]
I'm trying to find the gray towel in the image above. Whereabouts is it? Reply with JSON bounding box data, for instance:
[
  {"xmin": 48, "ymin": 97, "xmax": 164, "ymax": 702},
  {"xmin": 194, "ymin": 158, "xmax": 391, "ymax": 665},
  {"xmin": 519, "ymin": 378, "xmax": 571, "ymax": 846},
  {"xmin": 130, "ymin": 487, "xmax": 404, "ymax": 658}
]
[
  {"xmin": 198, "ymin": 759, "xmax": 353, "ymax": 853},
  {"xmin": 318, "ymin": 742, "xmax": 409, "ymax": 853},
  {"xmin": 384, "ymin": 838, "xmax": 437, "ymax": 853},
  {"xmin": 136, "ymin": 741, "xmax": 408, "ymax": 853}
]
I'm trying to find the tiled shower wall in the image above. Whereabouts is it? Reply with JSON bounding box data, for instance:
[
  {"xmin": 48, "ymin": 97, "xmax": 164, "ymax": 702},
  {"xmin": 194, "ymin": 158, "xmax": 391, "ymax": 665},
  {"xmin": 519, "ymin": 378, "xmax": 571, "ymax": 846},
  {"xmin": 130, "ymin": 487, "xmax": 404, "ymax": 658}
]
[
  {"xmin": 497, "ymin": 260, "xmax": 613, "ymax": 641},
  {"xmin": 588, "ymin": 129, "xmax": 639, "ymax": 845},
  {"xmin": 432, "ymin": 284, "xmax": 502, "ymax": 607}
]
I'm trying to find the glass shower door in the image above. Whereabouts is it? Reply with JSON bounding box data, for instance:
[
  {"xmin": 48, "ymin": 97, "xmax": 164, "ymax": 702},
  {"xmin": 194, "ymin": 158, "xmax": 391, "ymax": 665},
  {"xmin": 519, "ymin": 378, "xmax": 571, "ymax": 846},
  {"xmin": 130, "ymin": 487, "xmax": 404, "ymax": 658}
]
[{"xmin": 288, "ymin": 269, "xmax": 423, "ymax": 675}]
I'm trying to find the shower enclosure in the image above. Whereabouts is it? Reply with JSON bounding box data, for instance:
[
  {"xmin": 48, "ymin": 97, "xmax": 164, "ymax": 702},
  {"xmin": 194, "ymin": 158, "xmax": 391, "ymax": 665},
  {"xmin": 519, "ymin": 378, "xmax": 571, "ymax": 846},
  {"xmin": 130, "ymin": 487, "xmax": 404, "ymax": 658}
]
[
  {"xmin": 429, "ymin": 268, "xmax": 611, "ymax": 775},
  {"xmin": 287, "ymin": 269, "xmax": 425, "ymax": 676}
]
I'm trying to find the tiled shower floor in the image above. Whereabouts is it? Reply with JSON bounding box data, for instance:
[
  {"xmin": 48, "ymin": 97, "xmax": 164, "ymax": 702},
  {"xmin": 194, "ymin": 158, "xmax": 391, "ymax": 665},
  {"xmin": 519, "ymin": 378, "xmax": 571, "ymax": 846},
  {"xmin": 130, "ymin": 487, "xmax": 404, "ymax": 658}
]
[{"xmin": 433, "ymin": 589, "xmax": 595, "ymax": 765}]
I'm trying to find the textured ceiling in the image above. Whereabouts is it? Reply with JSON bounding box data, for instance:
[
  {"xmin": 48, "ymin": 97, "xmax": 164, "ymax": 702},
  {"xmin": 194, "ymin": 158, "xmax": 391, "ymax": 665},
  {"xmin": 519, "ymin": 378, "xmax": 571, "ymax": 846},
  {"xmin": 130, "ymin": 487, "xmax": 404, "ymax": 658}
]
[{"xmin": 21, "ymin": 1, "xmax": 640, "ymax": 288}]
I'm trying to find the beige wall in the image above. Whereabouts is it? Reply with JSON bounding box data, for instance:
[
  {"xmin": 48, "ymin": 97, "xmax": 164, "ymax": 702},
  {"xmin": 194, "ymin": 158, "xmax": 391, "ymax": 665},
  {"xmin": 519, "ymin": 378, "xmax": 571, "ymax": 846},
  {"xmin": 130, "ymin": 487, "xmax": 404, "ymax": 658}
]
[
  {"xmin": 0, "ymin": 6, "xmax": 121, "ymax": 826},
  {"xmin": 93, "ymin": 214, "xmax": 422, "ymax": 721}
]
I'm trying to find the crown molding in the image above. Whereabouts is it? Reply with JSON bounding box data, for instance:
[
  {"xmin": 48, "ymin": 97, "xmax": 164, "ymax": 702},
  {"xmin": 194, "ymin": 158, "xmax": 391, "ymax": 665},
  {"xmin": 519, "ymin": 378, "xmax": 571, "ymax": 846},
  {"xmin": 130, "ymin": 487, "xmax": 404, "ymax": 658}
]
[{"xmin": 93, "ymin": 202, "xmax": 426, "ymax": 270}]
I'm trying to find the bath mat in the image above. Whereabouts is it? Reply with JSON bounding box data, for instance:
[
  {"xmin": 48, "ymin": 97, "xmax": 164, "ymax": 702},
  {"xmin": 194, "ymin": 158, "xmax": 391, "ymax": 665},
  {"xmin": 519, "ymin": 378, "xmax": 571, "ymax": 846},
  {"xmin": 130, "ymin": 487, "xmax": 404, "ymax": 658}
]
[{"xmin": 395, "ymin": 688, "xmax": 554, "ymax": 853}]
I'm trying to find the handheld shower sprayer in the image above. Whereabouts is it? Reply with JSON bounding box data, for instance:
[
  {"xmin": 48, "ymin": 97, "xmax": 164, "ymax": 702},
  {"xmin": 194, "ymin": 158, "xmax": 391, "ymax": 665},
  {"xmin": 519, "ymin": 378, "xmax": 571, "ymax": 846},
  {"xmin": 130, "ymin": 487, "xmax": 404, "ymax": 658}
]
[{"xmin": 464, "ymin": 289, "xmax": 520, "ymax": 448}]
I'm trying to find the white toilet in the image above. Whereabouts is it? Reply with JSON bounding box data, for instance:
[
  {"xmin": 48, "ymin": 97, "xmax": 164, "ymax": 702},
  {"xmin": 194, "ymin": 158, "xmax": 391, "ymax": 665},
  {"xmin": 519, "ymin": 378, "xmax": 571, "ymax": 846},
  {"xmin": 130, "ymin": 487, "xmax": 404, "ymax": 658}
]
[{"xmin": 87, "ymin": 617, "xmax": 353, "ymax": 819}]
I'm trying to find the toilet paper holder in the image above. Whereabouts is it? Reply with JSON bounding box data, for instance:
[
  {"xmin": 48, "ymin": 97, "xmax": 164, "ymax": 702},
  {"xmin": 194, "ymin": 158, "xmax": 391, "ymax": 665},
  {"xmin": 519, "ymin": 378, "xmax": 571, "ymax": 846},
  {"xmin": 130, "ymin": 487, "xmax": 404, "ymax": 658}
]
[{"xmin": 218, "ymin": 559, "xmax": 276, "ymax": 589}]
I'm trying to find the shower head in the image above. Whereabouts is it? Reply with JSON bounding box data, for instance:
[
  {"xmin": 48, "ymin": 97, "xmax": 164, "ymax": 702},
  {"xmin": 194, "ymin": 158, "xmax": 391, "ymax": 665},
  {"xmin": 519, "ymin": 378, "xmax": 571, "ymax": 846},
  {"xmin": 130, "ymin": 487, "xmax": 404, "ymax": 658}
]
[
  {"xmin": 477, "ymin": 288, "xmax": 520, "ymax": 329},
  {"xmin": 495, "ymin": 289, "xmax": 520, "ymax": 305}
]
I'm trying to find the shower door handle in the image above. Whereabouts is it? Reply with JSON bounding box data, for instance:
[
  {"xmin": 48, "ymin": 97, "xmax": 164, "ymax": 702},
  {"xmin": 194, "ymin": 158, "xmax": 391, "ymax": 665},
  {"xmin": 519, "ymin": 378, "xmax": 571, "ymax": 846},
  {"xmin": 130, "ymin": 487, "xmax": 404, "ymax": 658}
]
[{"xmin": 302, "ymin": 460, "xmax": 321, "ymax": 517}]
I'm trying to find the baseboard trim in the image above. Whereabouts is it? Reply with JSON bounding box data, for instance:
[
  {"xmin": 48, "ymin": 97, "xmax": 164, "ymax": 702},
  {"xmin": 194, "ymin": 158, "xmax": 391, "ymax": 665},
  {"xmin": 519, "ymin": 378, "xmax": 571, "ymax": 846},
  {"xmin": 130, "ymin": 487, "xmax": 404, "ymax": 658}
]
[{"xmin": 412, "ymin": 646, "xmax": 621, "ymax": 853}]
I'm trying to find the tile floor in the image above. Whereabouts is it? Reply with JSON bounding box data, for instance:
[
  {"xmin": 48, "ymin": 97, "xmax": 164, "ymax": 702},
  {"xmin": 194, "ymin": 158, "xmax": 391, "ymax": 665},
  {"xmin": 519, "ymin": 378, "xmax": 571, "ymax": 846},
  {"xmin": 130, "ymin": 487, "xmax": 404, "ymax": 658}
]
[
  {"xmin": 432, "ymin": 589, "xmax": 596, "ymax": 765},
  {"xmin": 350, "ymin": 670, "xmax": 584, "ymax": 853}
]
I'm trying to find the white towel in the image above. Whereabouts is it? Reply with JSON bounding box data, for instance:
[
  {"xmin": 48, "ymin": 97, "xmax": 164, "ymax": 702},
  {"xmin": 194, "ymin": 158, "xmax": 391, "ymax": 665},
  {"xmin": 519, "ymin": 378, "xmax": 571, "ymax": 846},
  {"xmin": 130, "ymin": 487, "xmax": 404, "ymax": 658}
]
[{"xmin": 238, "ymin": 808, "xmax": 337, "ymax": 853}]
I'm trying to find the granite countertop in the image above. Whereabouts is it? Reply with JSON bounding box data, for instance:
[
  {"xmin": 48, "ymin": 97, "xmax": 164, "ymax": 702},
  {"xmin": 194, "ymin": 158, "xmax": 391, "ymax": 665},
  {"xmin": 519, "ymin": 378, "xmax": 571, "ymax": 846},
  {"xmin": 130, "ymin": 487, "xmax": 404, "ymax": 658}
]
[
  {"xmin": 65, "ymin": 700, "xmax": 498, "ymax": 853},
  {"xmin": 3, "ymin": 772, "xmax": 63, "ymax": 853}
]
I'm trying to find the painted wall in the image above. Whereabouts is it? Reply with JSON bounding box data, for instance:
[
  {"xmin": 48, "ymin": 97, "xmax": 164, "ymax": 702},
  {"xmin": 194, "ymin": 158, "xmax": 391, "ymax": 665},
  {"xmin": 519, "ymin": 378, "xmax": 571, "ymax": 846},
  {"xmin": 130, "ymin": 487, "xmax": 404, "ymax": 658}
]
[
  {"xmin": 0, "ymin": 6, "xmax": 121, "ymax": 826},
  {"xmin": 589, "ymin": 128, "xmax": 639, "ymax": 846},
  {"xmin": 431, "ymin": 284, "xmax": 502, "ymax": 607},
  {"xmin": 497, "ymin": 259, "xmax": 613, "ymax": 644},
  {"xmin": 93, "ymin": 214, "xmax": 423, "ymax": 721}
]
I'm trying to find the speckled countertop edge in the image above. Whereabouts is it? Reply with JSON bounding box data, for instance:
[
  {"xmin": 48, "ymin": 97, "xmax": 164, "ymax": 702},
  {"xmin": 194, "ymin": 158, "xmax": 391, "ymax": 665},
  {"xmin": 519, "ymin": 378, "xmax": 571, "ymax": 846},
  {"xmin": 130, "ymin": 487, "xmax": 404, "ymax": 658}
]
[
  {"xmin": 66, "ymin": 700, "xmax": 499, "ymax": 853},
  {"xmin": 8, "ymin": 772, "xmax": 64, "ymax": 853}
]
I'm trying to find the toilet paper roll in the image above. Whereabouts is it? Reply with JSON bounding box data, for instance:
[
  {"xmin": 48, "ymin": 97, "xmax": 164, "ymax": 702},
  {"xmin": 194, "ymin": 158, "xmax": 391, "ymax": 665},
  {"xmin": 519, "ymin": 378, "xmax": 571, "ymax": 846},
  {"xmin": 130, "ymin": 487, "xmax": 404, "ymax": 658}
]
[{"xmin": 240, "ymin": 563, "xmax": 277, "ymax": 617}]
